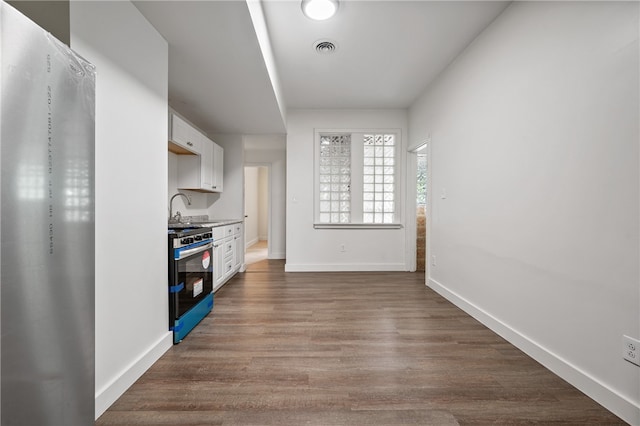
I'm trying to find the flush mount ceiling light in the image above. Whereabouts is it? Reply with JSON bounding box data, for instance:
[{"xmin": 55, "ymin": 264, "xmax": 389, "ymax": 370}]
[{"xmin": 301, "ymin": 0, "xmax": 339, "ymax": 21}]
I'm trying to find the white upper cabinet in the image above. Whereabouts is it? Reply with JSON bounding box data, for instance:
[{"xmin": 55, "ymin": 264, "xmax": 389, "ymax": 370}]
[
  {"xmin": 169, "ymin": 113, "xmax": 201, "ymax": 154},
  {"xmin": 200, "ymin": 137, "xmax": 214, "ymax": 190},
  {"xmin": 178, "ymin": 137, "xmax": 214, "ymax": 192},
  {"xmin": 170, "ymin": 111, "xmax": 224, "ymax": 193},
  {"xmin": 212, "ymin": 142, "xmax": 224, "ymax": 192}
]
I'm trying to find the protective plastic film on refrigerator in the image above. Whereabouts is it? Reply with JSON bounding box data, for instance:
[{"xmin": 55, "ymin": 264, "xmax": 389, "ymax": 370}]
[{"xmin": 0, "ymin": 2, "xmax": 95, "ymax": 424}]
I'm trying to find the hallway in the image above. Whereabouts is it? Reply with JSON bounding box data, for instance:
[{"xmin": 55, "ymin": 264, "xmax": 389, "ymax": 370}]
[{"xmin": 244, "ymin": 240, "xmax": 268, "ymax": 266}]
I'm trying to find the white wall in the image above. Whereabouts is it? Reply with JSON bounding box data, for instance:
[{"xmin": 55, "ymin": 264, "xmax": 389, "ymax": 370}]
[
  {"xmin": 409, "ymin": 2, "xmax": 639, "ymax": 423},
  {"xmin": 244, "ymin": 166, "xmax": 260, "ymax": 246},
  {"xmin": 168, "ymin": 151, "xmax": 212, "ymax": 218},
  {"xmin": 70, "ymin": 1, "xmax": 170, "ymax": 419},
  {"xmin": 245, "ymin": 143, "xmax": 287, "ymax": 259},
  {"xmin": 258, "ymin": 166, "xmax": 269, "ymax": 240},
  {"xmin": 209, "ymin": 134, "xmax": 245, "ymax": 220},
  {"xmin": 286, "ymin": 109, "xmax": 408, "ymax": 271}
]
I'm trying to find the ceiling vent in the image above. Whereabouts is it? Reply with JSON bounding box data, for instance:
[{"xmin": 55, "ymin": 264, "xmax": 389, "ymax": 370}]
[{"xmin": 314, "ymin": 40, "xmax": 337, "ymax": 54}]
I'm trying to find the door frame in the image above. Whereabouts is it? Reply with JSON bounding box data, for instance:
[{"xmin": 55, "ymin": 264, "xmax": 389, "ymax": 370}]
[
  {"xmin": 406, "ymin": 138, "xmax": 431, "ymax": 280},
  {"xmin": 244, "ymin": 163, "xmax": 272, "ymax": 258}
]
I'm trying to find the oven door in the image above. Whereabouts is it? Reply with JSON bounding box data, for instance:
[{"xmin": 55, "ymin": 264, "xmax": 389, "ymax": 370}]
[{"xmin": 170, "ymin": 242, "xmax": 214, "ymax": 320}]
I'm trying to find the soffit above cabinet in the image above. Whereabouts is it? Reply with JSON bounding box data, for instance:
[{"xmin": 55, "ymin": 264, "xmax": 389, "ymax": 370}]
[{"xmin": 133, "ymin": 1, "xmax": 286, "ymax": 136}]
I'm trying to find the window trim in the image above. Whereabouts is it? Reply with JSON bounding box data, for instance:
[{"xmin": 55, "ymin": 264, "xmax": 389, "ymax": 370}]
[
  {"xmin": 313, "ymin": 128, "xmax": 402, "ymax": 228},
  {"xmin": 313, "ymin": 223, "xmax": 403, "ymax": 230}
]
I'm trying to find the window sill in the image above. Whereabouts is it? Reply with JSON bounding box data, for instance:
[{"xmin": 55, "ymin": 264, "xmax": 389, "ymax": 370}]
[{"xmin": 313, "ymin": 223, "xmax": 403, "ymax": 230}]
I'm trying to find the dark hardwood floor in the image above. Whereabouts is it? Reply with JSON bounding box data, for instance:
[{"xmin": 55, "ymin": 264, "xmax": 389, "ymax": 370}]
[{"xmin": 97, "ymin": 260, "xmax": 625, "ymax": 425}]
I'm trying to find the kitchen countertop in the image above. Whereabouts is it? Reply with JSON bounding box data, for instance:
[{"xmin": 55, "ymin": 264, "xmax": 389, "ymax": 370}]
[{"xmin": 168, "ymin": 215, "xmax": 242, "ymax": 229}]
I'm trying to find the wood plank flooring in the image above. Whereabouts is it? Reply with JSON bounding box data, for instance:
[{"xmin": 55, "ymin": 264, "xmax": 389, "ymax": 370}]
[{"xmin": 97, "ymin": 260, "xmax": 625, "ymax": 425}]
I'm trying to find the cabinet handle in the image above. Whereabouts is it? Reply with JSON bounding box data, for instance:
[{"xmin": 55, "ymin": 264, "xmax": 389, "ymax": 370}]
[
  {"xmin": 212, "ymin": 186, "xmax": 217, "ymax": 189},
  {"xmin": 187, "ymin": 141, "xmax": 193, "ymax": 146}
]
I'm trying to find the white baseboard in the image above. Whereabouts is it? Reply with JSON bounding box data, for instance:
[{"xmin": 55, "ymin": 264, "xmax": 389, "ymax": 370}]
[
  {"xmin": 94, "ymin": 332, "xmax": 173, "ymax": 420},
  {"xmin": 427, "ymin": 277, "xmax": 640, "ymax": 426},
  {"xmin": 269, "ymin": 251, "xmax": 285, "ymax": 260},
  {"xmin": 245, "ymin": 237, "xmax": 259, "ymax": 249},
  {"xmin": 285, "ymin": 263, "xmax": 405, "ymax": 272}
]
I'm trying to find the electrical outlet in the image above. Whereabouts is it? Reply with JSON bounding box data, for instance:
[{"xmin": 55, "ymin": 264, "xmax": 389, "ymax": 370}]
[
  {"xmin": 340, "ymin": 244, "xmax": 346, "ymax": 253},
  {"xmin": 623, "ymin": 335, "xmax": 640, "ymax": 366},
  {"xmin": 431, "ymin": 255, "xmax": 437, "ymax": 266}
]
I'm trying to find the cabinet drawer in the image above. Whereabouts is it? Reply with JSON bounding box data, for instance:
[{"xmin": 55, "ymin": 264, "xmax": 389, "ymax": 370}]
[
  {"xmin": 223, "ymin": 240, "xmax": 233, "ymax": 258},
  {"xmin": 212, "ymin": 224, "xmax": 238, "ymax": 240},
  {"xmin": 223, "ymin": 257, "xmax": 234, "ymax": 277},
  {"xmin": 212, "ymin": 226, "xmax": 225, "ymax": 240}
]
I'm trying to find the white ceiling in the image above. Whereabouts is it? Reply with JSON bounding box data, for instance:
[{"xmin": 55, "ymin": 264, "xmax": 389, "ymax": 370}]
[
  {"xmin": 263, "ymin": 0, "xmax": 509, "ymax": 109},
  {"xmin": 135, "ymin": 0, "xmax": 510, "ymax": 136}
]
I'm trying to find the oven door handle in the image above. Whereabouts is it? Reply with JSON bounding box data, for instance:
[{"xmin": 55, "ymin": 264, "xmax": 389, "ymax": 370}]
[{"xmin": 176, "ymin": 242, "xmax": 213, "ymax": 260}]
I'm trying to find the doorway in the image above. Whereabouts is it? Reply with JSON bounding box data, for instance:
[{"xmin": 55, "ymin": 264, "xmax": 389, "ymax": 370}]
[
  {"xmin": 244, "ymin": 166, "xmax": 269, "ymax": 265},
  {"xmin": 416, "ymin": 151, "xmax": 428, "ymax": 271},
  {"xmin": 407, "ymin": 141, "xmax": 428, "ymax": 274}
]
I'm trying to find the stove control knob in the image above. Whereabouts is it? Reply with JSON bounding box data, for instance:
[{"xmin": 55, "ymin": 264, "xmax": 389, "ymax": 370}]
[{"xmin": 181, "ymin": 237, "xmax": 193, "ymax": 245}]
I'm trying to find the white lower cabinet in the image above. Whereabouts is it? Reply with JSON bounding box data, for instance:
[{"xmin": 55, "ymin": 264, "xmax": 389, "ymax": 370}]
[
  {"xmin": 233, "ymin": 223, "xmax": 243, "ymax": 270},
  {"xmin": 213, "ymin": 239, "xmax": 225, "ymax": 291},
  {"xmin": 212, "ymin": 222, "xmax": 243, "ymax": 292},
  {"xmin": 223, "ymin": 238, "xmax": 234, "ymax": 278}
]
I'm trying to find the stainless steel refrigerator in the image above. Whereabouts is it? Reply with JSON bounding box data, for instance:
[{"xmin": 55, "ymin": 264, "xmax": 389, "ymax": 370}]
[{"xmin": 0, "ymin": 2, "xmax": 95, "ymax": 424}]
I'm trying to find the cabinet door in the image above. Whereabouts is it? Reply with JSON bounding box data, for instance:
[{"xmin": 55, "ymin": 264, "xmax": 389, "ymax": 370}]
[
  {"xmin": 186, "ymin": 127, "xmax": 202, "ymax": 154},
  {"xmin": 212, "ymin": 142, "xmax": 224, "ymax": 192},
  {"xmin": 170, "ymin": 114, "xmax": 189, "ymax": 146},
  {"xmin": 177, "ymin": 137, "xmax": 215, "ymax": 192},
  {"xmin": 213, "ymin": 242, "xmax": 225, "ymax": 290},
  {"xmin": 200, "ymin": 138, "xmax": 214, "ymax": 190},
  {"xmin": 232, "ymin": 223, "xmax": 243, "ymax": 270},
  {"xmin": 233, "ymin": 234, "xmax": 243, "ymax": 270},
  {"xmin": 170, "ymin": 114, "xmax": 201, "ymax": 154}
]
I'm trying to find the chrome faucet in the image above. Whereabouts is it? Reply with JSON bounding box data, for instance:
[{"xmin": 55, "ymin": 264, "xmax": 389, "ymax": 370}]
[{"xmin": 169, "ymin": 192, "xmax": 191, "ymax": 222}]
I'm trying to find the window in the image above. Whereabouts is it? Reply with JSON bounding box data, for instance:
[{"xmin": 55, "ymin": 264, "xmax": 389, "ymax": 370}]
[
  {"xmin": 363, "ymin": 134, "xmax": 395, "ymax": 224},
  {"xmin": 315, "ymin": 130, "xmax": 400, "ymax": 228},
  {"xmin": 318, "ymin": 134, "xmax": 351, "ymax": 223}
]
